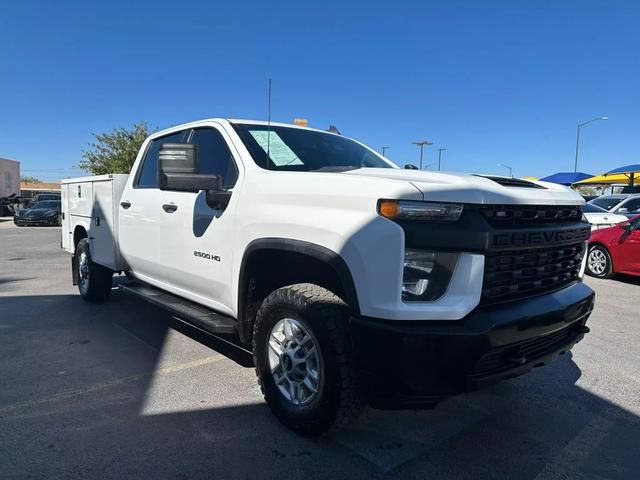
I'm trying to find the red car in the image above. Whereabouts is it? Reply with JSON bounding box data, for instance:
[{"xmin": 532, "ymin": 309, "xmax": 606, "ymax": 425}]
[{"xmin": 586, "ymin": 214, "xmax": 640, "ymax": 278}]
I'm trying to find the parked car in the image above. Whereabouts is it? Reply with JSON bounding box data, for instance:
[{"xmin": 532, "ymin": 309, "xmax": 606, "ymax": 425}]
[
  {"xmin": 582, "ymin": 203, "xmax": 628, "ymax": 230},
  {"xmin": 589, "ymin": 193, "xmax": 640, "ymax": 218},
  {"xmin": 586, "ymin": 215, "xmax": 640, "ymax": 278},
  {"xmin": 60, "ymin": 118, "xmax": 594, "ymax": 435},
  {"xmin": 14, "ymin": 200, "xmax": 62, "ymax": 226}
]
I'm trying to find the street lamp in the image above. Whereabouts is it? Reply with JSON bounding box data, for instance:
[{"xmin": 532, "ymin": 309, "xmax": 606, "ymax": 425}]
[
  {"xmin": 574, "ymin": 115, "xmax": 608, "ymax": 172},
  {"xmin": 411, "ymin": 140, "xmax": 433, "ymax": 170},
  {"xmin": 437, "ymin": 148, "xmax": 446, "ymax": 171},
  {"xmin": 381, "ymin": 146, "xmax": 389, "ymax": 157},
  {"xmin": 498, "ymin": 163, "xmax": 513, "ymax": 177}
]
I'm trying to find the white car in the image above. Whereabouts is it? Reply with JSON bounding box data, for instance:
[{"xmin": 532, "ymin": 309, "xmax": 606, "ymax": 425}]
[
  {"xmin": 582, "ymin": 203, "xmax": 628, "ymax": 230},
  {"xmin": 589, "ymin": 194, "xmax": 640, "ymax": 218}
]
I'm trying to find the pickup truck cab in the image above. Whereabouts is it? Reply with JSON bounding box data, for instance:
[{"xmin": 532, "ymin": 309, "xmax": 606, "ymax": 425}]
[{"xmin": 61, "ymin": 118, "xmax": 594, "ymax": 435}]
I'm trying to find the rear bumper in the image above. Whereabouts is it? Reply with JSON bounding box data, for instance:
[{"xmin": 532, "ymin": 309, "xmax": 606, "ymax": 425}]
[{"xmin": 350, "ymin": 281, "xmax": 594, "ymax": 409}]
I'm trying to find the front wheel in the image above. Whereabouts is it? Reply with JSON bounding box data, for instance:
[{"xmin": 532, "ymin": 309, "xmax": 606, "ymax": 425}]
[
  {"xmin": 586, "ymin": 244, "xmax": 613, "ymax": 278},
  {"xmin": 253, "ymin": 284, "xmax": 362, "ymax": 436},
  {"xmin": 76, "ymin": 238, "xmax": 113, "ymax": 302}
]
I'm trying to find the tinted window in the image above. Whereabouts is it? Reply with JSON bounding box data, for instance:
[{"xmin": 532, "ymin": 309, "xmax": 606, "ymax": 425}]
[
  {"xmin": 136, "ymin": 131, "xmax": 187, "ymax": 188},
  {"xmin": 33, "ymin": 201, "xmax": 60, "ymax": 209},
  {"xmin": 589, "ymin": 196, "xmax": 626, "ymax": 211},
  {"xmin": 583, "ymin": 203, "xmax": 607, "ymax": 213},
  {"xmin": 621, "ymin": 198, "xmax": 640, "ymax": 213},
  {"xmin": 232, "ymin": 123, "xmax": 391, "ymax": 172},
  {"xmin": 189, "ymin": 128, "xmax": 238, "ymax": 188}
]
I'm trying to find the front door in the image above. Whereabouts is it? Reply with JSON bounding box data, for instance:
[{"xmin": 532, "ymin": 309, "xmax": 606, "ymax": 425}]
[
  {"xmin": 158, "ymin": 125, "xmax": 241, "ymax": 316},
  {"xmin": 118, "ymin": 129, "xmax": 188, "ymax": 282},
  {"xmin": 615, "ymin": 217, "xmax": 640, "ymax": 274}
]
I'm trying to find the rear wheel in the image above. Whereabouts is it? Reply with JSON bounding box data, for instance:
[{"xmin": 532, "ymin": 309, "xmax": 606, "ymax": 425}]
[
  {"xmin": 253, "ymin": 284, "xmax": 362, "ymax": 436},
  {"xmin": 76, "ymin": 238, "xmax": 113, "ymax": 302},
  {"xmin": 586, "ymin": 245, "xmax": 613, "ymax": 278}
]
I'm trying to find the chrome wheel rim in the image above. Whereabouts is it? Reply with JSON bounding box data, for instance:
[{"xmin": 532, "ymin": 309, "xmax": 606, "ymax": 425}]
[
  {"xmin": 588, "ymin": 249, "xmax": 607, "ymax": 275},
  {"xmin": 268, "ymin": 318, "xmax": 321, "ymax": 406},
  {"xmin": 78, "ymin": 252, "xmax": 90, "ymax": 292}
]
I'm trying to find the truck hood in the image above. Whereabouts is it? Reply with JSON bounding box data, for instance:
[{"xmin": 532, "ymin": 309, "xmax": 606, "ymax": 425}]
[{"xmin": 342, "ymin": 168, "xmax": 584, "ymax": 205}]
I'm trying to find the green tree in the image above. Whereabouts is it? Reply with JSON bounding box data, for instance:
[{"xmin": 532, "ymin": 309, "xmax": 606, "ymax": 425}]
[
  {"xmin": 79, "ymin": 122, "xmax": 156, "ymax": 175},
  {"xmin": 21, "ymin": 176, "xmax": 41, "ymax": 183}
]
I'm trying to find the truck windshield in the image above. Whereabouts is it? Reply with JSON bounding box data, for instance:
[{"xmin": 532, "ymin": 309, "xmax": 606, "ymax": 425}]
[{"xmin": 232, "ymin": 123, "xmax": 393, "ymax": 172}]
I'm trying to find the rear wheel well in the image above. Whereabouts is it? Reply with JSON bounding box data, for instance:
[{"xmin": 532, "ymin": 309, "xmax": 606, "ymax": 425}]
[
  {"xmin": 238, "ymin": 246, "xmax": 358, "ymax": 345},
  {"xmin": 73, "ymin": 226, "xmax": 87, "ymax": 251}
]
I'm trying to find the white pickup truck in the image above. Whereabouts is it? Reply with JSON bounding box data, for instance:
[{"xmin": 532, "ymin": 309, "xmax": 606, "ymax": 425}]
[{"xmin": 61, "ymin": 118, "xmax": 594, "ymax": 435}]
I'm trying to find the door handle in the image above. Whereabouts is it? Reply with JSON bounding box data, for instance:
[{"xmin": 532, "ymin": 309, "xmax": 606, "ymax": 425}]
[
  {"xmin": 162, "ymin": 203, "xmax": 178, "ymax": 213},
  {"xmin": 120, "ymin": 201, "xmax": 131, "ymax": 209}
]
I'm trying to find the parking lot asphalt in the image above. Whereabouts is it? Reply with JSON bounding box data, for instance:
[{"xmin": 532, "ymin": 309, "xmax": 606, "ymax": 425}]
[{"xmin": 1, "ymin": 222, "xmax": 639, "ymax": 479}]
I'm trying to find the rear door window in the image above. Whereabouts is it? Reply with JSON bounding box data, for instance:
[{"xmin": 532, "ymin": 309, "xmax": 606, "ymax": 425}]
[{"xmin": 136, "ymin": 130, "xmax": 188, "ymax": 188}]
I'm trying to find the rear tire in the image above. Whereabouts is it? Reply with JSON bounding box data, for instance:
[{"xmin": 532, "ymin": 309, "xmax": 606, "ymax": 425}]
[
  {"xmin": 253, "ymin": 284, "xmax": 362, "ymax": 436},
  {"xmin": 76, "ymin": 238, "xmax": 113, "ymax": 302},
  {"xmin": 586, "ymin": 244, "xmax": 613, "ymax": 278}
]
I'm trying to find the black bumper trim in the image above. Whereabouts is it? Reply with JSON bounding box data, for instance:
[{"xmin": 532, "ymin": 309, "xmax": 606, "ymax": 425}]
[{"xmin": 350, "ymin": 281, "xmax": 594, "ymax": 409}]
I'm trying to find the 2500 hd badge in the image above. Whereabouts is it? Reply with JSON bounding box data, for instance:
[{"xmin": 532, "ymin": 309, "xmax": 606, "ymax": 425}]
[{"xmin": 194, "ymin": 250, "xmax": 221, "ymax": 262}]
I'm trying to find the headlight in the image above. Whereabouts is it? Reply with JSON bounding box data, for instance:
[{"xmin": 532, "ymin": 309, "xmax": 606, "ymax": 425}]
[
  {"xmin": 379, "ymin": 200, "xmax": 463, "ymax": 222},
  {"xmin": 402, "ymin": 249, "xmax": 459, "ymax": 301}
]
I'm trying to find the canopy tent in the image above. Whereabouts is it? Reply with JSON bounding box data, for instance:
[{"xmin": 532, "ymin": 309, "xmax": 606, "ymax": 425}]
[
  {"xmin": 573, "ymin": 173, "xmax": 640, "ymax": 186},
  {"xmin": 603, "ymin": 164, "xmax": 640, "ymax": 186},
  {"xmin": 538, "ymin": 172, "xmax": 593, "ymax": 186}
]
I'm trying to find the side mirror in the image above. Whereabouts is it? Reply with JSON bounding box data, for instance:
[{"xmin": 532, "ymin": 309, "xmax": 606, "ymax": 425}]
[
  {"xmin": 622, "ymin": 222, "xmax": 633, "ymax": 233},
  {"xmin": 158, "ymin": 143, "xmax": 231, "ymax": 210},
  {"xmin": 617, "ymin": 207, "xmax": 628, "ymax": 214},
  {"xmin": 404, "ymin": 164, "xmax": 419, "ymax": 170}
]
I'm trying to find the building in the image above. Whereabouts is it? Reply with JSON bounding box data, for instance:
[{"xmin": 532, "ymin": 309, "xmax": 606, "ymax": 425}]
[
  {"xmin": 20, "ymin": 181, "xmax": 61, "ymax": 200},
  {"xmin": 0, "ymin": 158, "xmax": 20, "ymax": 197}
]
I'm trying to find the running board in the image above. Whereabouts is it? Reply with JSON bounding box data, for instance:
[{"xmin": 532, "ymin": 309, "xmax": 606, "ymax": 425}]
[{"xmin": 119, "ymin": 282, "xmax": 237, "ymax": 335}]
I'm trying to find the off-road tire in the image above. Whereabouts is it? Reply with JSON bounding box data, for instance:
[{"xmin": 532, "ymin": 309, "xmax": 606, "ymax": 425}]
[
  {"xmin": 76, "ymin": 238, "xmax": 113, "ymax": 302},
  {"xmin": 253, "ymin": 283, "xmax": 362, "ymax": 436},
  {"xmin": 586, "ymin": 244, "xmax": 614, "ymax": 279}
]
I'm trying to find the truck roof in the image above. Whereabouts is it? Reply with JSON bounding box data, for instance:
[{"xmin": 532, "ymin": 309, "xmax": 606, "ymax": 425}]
[{"xmin": 151, "ymin": 118, "xmax": 344, "ymax": 140}]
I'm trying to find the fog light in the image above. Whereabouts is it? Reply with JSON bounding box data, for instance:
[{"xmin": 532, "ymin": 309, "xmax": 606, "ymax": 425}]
[{"xmin": 402, "ymin": 249, "xmax": 458, "ymax": 301}]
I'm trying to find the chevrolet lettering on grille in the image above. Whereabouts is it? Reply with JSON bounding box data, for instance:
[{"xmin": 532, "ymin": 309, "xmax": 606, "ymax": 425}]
[{"xmin": 492, "ymin": 227, "xmax": 591, "ymax": 248}]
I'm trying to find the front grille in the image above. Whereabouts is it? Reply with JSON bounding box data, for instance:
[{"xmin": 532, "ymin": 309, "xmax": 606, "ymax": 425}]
[
  {"xmin": 482, "ymin": 242, "xmax": 585, "ymax": 303},
  {"xmin": 471, "ymin": 325, "xmax": 579, "ymax": 378},
  {"xmin": 482, "ymin": 205, "xmax": 582, "ymax": 228}
]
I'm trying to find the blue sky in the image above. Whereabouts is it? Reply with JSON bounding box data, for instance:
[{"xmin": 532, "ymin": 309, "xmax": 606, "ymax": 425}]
[{"xmin": 1, "ymin": 0, "xmax": 638, "ymax": 181}]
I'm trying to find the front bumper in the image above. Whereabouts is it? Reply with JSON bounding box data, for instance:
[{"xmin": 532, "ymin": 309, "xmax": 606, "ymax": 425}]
[
  {"xmin": 350, "ymin": 281, "xmax": 594, "ymax": 409},
  {"xmin": 14, "ymin": 216, "xmax": 59, "ymax": 226}
]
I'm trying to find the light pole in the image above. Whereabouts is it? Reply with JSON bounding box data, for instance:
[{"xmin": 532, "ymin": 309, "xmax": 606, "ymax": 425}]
[
  {"xmin": 574, "ymin": 115, "xmax": 608, "ymax": 172},
  {"xmin": 412, "ymin": 140, "xmax": 433, "ymax": 170},
  {"xmin": 437, "ymin": 148, "xmax": 446, "ymax": 171},
  {"xmin": 381, "ymin": 146, "xmax": 389, "ymax": 157},
  {"xmin": 498, "ymin": 163, "xmax": 513, "ymax": 177}
]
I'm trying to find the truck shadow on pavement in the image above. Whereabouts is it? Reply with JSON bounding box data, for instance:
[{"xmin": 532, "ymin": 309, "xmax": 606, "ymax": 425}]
[{"xmin": 1, "ymin": 290, "xmax": 639, "ymax": 479}]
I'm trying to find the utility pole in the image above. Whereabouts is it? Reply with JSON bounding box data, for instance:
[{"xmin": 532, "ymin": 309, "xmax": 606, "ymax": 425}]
[
  {"xmin": 574, "ymin": 115, "xmax": 608, "ymax": 172},
  {"xmin": 411, "ymin": 140, "xmax": 433, "ymax": 170},
  {"xmin": 498, "ymin": 163, "xmax": 513, "ymax": 177},
  {"xmin": 381, "ymin": 146, "xmax": 389, "ymax": 157},
  {"xmin": 437, "ymin": 148, "xmax": 446, "ymax": 171}
]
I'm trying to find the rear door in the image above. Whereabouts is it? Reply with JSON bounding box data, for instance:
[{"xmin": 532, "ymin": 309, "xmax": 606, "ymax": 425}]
[
  {"xmin": 158, "ymin": 124, "xmax": 241, "ymax": 315},
  {"xmin": 118, "ymin": 130, "xmax": 189, "ymax": 283}
]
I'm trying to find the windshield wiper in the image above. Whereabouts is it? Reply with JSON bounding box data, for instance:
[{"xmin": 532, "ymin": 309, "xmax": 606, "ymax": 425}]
[{"xmin": 311, "ymin": 165, "xmax": 362, "ymax": 172}]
